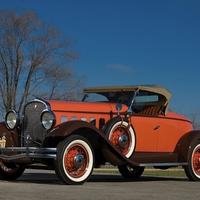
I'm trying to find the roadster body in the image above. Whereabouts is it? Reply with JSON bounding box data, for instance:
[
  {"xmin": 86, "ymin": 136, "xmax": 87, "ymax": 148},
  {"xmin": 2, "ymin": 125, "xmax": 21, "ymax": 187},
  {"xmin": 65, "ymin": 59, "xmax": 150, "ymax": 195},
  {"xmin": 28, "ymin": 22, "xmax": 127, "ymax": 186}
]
[{"xmin": 0, "ymin": 85, "xmax": 200, "ymax": 184}]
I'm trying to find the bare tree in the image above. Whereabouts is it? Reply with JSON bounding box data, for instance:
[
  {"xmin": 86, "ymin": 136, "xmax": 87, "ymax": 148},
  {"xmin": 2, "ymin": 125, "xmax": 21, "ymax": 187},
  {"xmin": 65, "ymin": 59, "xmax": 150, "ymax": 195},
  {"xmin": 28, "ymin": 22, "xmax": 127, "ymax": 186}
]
[
  {"xmin": 191, "ymin": 110, "xmax": 200, "ymax": 130},
  {"xmin": 0, "ymin": 8, "xmax": 82, "ymax": 117},
  {"xmin": 35, "ymin": 66, "xmax": 86, "ymax": 101}
]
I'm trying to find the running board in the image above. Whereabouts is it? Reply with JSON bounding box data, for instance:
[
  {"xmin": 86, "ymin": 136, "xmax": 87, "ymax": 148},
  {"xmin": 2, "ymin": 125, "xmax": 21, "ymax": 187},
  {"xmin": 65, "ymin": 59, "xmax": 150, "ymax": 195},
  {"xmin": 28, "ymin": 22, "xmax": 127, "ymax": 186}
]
[{"xmin": 139, "ymin": 162, "xmax": 187, "ymax": 167}]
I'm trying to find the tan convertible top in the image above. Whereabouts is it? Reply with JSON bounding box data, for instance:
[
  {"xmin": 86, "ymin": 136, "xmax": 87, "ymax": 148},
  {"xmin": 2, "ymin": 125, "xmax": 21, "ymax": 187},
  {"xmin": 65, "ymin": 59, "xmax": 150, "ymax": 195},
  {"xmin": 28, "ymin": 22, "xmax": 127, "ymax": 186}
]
[{"xmin": 84, "ymin": 85, "xmax": 172, "ymax": 101}]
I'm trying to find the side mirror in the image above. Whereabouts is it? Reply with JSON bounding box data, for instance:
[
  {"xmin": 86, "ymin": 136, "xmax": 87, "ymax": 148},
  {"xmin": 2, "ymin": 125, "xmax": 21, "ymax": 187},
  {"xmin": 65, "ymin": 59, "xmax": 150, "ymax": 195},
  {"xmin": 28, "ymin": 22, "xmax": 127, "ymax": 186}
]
[{"xmin": 116, "ymin": 103, "xmax": 122, "ymax": 116}]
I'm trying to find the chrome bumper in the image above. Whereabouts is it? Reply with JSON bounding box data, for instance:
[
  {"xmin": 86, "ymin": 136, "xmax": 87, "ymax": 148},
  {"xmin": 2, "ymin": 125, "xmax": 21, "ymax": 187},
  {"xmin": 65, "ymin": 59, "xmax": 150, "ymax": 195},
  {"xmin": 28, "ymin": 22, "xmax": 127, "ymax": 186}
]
[{"xmin": 0, "ymin": 147, "xmax": 57, "ymax": 160}]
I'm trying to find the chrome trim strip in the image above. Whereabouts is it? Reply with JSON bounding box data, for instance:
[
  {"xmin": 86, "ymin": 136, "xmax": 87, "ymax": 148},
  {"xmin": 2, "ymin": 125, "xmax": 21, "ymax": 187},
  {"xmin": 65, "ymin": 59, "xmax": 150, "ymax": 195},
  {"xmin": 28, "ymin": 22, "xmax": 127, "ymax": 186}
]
[
  {"xmin": 0, "ymin": 153, "xmax": 56, "ymax": 160},
  {"xmin": 0, "ymin": 147, "xmax": 57, "ymax": 161},
  {"xmin": 29, "ymin": 98, "xmax": 51, "ymax": 110},
  {"xmin": 0, "ymin": 147, "xmax": 56, "ymax": 152},
  {"xmin": 139, "ymin": 162, "xmax": 187, "ymax": 167}
]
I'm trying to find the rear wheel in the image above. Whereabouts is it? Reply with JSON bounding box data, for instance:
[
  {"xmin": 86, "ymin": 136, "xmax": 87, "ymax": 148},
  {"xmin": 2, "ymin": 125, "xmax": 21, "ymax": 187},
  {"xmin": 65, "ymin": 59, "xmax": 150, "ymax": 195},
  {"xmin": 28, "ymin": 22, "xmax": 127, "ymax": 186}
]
[
  {"xmin": 184, "ymin": 141, "xmax": 200, "ymax": 181},
  {"xmin": 0, "ymin": 161, "xmax": 25, "ymax": 180},
  {"xmin": 54, "ymin": 135, "xmax": 94, "ymax": 185},
  {"xmin": 118, "ymin": 164, "xmax": 144, "ymax": 178}
]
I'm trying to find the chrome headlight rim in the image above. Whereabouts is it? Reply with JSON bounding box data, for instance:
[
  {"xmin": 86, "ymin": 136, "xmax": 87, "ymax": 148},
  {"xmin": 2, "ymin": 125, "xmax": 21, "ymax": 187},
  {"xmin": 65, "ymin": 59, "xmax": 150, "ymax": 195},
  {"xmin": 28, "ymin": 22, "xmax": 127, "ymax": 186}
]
[
  {"xmin": 40, "ymin": 109, "xmax": 56, "ymax": 130},
  {"xmin": 5, "ymin": 110, "xmax": 20, "ymax": 130}
]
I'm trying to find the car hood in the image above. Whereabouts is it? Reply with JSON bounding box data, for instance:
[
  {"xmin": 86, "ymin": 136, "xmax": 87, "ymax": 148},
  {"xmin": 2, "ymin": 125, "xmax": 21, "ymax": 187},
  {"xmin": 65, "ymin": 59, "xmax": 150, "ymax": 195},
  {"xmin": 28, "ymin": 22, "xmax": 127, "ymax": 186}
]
[{"xmin": 45, "ymin": 100, "xmax": 128, "ymax": 113}]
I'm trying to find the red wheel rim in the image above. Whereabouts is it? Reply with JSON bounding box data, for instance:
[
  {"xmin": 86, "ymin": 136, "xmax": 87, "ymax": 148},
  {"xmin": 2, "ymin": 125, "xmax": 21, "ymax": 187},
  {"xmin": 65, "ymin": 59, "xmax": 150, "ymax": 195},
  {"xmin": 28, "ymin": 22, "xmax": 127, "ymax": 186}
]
[
  {"xmin": 110, "ymin": 126, "xmax": 131, "ymax": 155},
  {"xmin": 192, "ymin": 147, "xmax": 200, "ymax": 175},
  {"xmin": 64, "ymin": 144, "xmax": 88, "ymax": 178}
]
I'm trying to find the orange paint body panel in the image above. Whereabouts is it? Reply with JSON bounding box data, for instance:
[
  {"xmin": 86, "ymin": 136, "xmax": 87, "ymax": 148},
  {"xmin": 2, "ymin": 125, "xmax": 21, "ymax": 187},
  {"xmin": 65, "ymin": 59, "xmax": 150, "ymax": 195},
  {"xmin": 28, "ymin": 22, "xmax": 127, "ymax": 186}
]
[
  {"xmin": 133, "ymin": 112, "xmax": 193, "ymax": 152},
  {"xmin": 131, "ymin": 116, "xmax": 159, "ymax": 152},
  {"xmin": 47, "ymin": 100, "xmax": 193, "ymax": 152},
  {"xmin": 47, "ymin": 100, "xmax": 193, "ymax": 154},
  {"xmin": 46, "ymin": 100, "xmax": 127, "ymax": 127},
  {"xmin": 157, "ymin": 112, "xmax": 193, "ymax": 152}
]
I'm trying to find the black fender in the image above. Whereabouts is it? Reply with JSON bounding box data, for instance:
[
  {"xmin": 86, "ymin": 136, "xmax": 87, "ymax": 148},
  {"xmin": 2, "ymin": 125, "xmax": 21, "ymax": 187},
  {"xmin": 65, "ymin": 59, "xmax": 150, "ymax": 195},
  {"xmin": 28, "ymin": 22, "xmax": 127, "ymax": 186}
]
[
  {"xmin": 43, "ymin": 120, "xmax": 139, "ymax": 166},
  {"xmin": 174, "ymin": 130, "xmax": 200, "ymax": 164},
  {"xmin": 0, "ymin": 122, "xmax": 21, "ymax": 148}
]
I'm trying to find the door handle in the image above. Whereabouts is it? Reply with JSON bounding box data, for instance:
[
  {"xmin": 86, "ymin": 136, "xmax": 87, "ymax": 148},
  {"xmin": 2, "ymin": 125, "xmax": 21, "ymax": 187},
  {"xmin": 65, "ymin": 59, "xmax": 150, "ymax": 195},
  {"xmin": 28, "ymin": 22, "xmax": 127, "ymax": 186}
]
[{"xmin": 154, "ymin": 125, "xmax": 160, "ymax": 130}]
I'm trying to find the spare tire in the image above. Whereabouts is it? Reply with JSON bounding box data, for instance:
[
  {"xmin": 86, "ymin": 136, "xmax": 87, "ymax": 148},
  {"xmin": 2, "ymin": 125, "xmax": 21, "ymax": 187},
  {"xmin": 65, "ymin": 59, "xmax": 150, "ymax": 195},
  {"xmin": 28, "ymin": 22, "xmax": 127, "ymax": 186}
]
[{"xmin": 103, "ymin": 117, "xmax": 136, "ymax": 158}]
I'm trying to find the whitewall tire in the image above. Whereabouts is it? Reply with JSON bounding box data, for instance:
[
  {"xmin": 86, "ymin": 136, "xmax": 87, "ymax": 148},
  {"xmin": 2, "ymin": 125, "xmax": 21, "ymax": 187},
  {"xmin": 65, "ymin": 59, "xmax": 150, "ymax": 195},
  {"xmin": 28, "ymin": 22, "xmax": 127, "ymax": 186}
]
[{"xmin": 54, "ymin": 135, "xmax": 94, "ymax": 185}]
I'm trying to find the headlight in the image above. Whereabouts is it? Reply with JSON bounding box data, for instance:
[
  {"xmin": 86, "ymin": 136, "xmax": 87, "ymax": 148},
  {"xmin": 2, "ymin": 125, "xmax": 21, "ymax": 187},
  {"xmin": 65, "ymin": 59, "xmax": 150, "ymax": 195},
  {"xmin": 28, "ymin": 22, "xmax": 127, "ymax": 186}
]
[
  {"xmin": 5, "ymin": 110, "xmax": 20, "ymax": 129},
  {"xmin": 41, "ymin": 110, "xmax": 56, "ymax": 130}
]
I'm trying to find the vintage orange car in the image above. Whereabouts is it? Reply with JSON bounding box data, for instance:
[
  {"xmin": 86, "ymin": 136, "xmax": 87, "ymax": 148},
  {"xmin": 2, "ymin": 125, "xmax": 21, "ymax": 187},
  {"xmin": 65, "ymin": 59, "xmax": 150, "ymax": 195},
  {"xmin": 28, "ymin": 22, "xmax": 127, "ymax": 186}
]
[{"xmin": 0, "ymin": 85, "xmax": 200, "ymax": 184}]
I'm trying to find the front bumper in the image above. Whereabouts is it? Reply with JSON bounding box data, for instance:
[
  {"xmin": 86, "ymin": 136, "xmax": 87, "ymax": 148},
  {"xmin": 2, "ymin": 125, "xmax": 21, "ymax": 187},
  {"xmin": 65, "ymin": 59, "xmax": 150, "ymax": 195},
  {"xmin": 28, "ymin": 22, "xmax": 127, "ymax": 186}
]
[{"xmin": 0, "ymin": 147, "xmax": 57, "ymax": 161}]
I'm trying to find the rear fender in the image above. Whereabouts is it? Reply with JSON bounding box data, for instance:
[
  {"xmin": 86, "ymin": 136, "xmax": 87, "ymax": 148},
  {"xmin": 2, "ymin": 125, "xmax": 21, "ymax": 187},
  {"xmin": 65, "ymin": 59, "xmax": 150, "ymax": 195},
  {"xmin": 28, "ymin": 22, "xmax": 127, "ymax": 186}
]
[
  {"xmin": 174, "ymin": 130, "xmax": 200, "ymax": 164},
  {"xmin": 43, "ymin": 120, "xmax": 139, "ymax": 166}
]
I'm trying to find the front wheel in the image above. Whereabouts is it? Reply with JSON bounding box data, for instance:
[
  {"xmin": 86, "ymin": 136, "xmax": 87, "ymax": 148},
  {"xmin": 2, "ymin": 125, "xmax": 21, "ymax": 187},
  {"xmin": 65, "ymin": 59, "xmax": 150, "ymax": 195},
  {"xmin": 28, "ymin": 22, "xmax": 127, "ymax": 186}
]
[
  {"xmin": 54, "ymin": 135, "xmax": 94, "ymax": 185},
  {"xmin": 0, "ymin": 161, "xmax": 25, "ymax": 180},
  {"xmin": 184, "ymin": 141, "xmax": 200, "ymax": 181},
  {"xmin": 118, "ymin": 164, "xmax": 144, "ymax": 179}
]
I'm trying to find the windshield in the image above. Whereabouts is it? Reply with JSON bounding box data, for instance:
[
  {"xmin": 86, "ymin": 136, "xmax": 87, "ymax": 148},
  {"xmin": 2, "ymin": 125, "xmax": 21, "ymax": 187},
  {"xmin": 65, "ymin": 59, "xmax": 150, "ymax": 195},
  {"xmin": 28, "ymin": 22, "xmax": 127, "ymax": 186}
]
[
  {"xmin": 83, "ymin": 93, "xmax": 108, "ymax": 102},
  {"xmin": 82, "ymin": 91, "xmax": 134, "ymax": 104}
]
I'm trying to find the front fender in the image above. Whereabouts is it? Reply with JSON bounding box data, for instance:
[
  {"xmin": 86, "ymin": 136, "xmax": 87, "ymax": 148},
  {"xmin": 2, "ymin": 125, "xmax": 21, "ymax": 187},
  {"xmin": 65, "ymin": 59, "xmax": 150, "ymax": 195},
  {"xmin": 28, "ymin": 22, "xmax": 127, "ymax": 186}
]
[
  {"xmin": 174, "ymin": 130, "xmax": 200, "ymax": 163},
  {"xmin": 44, "ymin": 120, "xmax": 139, "ymax": 166},
  {"xmin": 0, "ymin": 122, "xmax": 20, "ymax": 148}
]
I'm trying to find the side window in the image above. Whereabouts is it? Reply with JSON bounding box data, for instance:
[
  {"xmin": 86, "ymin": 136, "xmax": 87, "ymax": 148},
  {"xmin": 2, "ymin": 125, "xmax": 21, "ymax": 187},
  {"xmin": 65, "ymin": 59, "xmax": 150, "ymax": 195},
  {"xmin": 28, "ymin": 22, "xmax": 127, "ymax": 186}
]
[
  {"xmin": 133, "ymin": 92, "xmax": 159, "ymax": 111},
  {"xmin": 133, "ymin": 92, "xmax": 162, "ymax": 116},
  {"xmin": 61, "ymin": 116, "xmax": 67, "ymax": 123},
  {"xmin": 135, "ymin": 95, "xmax": 159, "ymax": 103},
  {"xmin": 71, "ymin": 117, "xmax": 77, "ymax": 120},
  {"xmin": 90, "ymin": 118, "xmax": 96, "ymax": 126},
  {"xmin": 81, "ymin": 117, "xmax": 87, "ymax": 121}
]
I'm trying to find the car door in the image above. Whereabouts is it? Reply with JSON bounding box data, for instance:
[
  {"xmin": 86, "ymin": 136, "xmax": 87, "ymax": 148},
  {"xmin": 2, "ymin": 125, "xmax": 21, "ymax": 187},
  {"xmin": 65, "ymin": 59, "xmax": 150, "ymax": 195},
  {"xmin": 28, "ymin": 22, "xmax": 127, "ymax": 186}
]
[{"xmin": 132, "ymin": 116, "xmax": 159, "ymax": 152}]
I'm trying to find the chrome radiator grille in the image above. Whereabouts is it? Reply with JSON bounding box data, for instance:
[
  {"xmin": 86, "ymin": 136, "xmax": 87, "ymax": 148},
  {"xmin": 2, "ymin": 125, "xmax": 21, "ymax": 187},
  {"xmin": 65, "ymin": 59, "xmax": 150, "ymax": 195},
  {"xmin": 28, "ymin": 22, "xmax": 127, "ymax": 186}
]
[{"xmin": 23, "ymin": 100, "xmax": 47, "ymax": 147}]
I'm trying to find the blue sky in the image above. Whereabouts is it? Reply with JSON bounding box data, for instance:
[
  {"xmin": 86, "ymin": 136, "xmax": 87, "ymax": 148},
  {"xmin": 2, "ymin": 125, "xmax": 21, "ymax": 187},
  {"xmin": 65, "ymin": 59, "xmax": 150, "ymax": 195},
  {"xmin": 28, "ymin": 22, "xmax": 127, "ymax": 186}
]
[{"xmin": 1, "ymin": 0, "xmax": 200, "ymax": 119}]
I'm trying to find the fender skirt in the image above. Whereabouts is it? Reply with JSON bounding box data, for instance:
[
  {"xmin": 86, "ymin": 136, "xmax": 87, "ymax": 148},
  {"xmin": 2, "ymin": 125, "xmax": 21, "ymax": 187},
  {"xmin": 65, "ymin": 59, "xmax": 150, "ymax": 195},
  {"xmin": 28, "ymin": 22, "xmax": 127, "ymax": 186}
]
[{"xmin": 44, "ymin": 120, "xmax": 139, "ymax": 166}]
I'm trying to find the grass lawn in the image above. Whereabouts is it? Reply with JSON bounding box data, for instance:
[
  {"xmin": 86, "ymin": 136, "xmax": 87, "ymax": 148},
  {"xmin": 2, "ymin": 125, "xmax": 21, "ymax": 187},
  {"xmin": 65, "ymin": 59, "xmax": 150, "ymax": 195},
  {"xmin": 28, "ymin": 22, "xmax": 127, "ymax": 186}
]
[{"xmin": 143, "ymin": 170, "xmax": 187, "ymax": 177}]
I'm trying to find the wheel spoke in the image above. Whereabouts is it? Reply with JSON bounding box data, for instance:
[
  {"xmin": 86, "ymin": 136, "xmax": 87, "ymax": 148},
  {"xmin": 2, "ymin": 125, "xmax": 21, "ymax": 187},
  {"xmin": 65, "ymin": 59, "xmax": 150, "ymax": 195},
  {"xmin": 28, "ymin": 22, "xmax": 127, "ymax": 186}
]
[
  {"xmin": 65, "ymin": 144, "xmax": 88, "ymax": 177},
  {"xmin": 193, "ymin": 148, "xmax": 200, "ymax": 175},
  {"xmin": 54, "ymin": 135, "xmax": 94, "ymax": 185},
  {"xmin": 110, "ymin": 126, "xmax": 131, "ymax": 155}
]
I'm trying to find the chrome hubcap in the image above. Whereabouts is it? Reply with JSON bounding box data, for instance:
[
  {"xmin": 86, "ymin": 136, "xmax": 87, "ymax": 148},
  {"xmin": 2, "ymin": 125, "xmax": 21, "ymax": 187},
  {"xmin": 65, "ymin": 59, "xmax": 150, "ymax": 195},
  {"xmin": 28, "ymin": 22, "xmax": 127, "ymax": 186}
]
[
  {"xmin": 119, "ymin": 134, "xmax": 128, "ymax": 148},
  {"xmin": 74, "ymin": 154, "xmax": 84, "ymax": 168}
]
